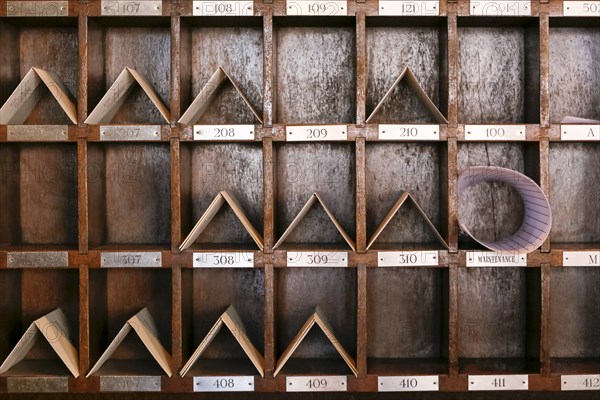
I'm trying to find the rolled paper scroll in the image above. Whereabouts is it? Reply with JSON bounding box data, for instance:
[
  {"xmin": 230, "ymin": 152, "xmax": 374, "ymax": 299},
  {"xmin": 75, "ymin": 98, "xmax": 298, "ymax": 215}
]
[{"xmin": 458, "ymin": 166, "xmax": 552, "ymax": 254}]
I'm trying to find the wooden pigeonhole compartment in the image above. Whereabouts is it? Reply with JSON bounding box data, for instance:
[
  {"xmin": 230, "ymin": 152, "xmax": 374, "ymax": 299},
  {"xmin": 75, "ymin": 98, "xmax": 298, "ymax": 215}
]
[{"xmin": 0, "ymin": 1, "xmax": 598, "ymax": 398}]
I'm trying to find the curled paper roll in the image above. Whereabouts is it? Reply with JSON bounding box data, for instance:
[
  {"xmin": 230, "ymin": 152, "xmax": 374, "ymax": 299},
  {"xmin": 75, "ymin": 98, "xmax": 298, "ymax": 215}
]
[{"xmin": 458, "ymin": 166, "xmax": 552, "ymax": 254}]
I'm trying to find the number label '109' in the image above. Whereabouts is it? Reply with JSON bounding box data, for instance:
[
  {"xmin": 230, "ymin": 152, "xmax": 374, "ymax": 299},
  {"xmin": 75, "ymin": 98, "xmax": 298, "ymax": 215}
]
[
  {"xmin": 193, "ymin": 376, "xmax": 254, "ymax": 392},
  {"xmin": 194, "ymin": 125, "xmax": 255, "ymax": 140}
]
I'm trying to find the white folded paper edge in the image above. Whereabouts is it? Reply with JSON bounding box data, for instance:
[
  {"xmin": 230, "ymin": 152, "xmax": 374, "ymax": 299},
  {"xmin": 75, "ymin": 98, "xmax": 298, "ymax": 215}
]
[
  {"xmin": 561, "ymin": 116, "xmax": 600, "ymax": 124},
  {"xmin": 458, "ymin": 166, "xmax": 552, "ymax": 254}
]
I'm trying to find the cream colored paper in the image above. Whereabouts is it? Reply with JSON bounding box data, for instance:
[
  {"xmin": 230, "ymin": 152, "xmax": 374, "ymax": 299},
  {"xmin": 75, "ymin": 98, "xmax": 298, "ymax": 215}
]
[
  {"xmin": 273, "ymin": 192, "xmax": 356, "ymax": 251},
  {"xmin": 0, "ymin": 67, "xmax": 77, "ymax": 124},
  {"xmin": 0, "ymin": 308, "xmax": 79, "ymax": 377},
  {"xmin": 86, "ymin": 308, "xmax": 173, "ymax": 377},
  {"xmin": 180, "ymin": 305, "xmax": 265, "ymax": 377},
  {"xmin": 367, "ymin": 191, "xmax": 449, "ymax": 250},
  {"xmin": 85, "ymin": 67, "xmax": 171, "ymax": 124},
  {"xmin": 366, "ymin": 66, "xmax": 448, "ymax": 124},
  {"xmin": 179, "ymin": 191, "xmax": 264, "ymax": 251},
  {"xmin": 273, "ymin": 306, "xmax": 358, "ymax": 377},
  {"xmin": 179, "ymin": 66, "xmax": 262, "ymax": 125}
]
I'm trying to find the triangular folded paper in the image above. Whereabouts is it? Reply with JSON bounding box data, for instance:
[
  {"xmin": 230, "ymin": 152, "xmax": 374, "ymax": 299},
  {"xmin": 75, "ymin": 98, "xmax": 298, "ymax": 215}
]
[
  {"xmin": 179, "ymin": 67, "xmax": 263, "ymax": 125},
  {"xmin": 367, "ymin": 192, "xmax": 449, "ymax": 250},
  {"xmin": 86, "ymin": 308, "xmax": 173, "ymax": 377},
  {"xmin": 0, "ymin": 308, "xmax": 79, "ymax": 377},
  {"xmin": 366, "ymin": 66, "xmax": 448, "ymax": 124},
  {"xmin": 273, "ymin": 192, "xmax": 356, "ymax": 251},
  {"xmin": 0, "ymin": 67, "xmax": 77, "ymax": 124},
  {"xmin": 180, "ymin": 305, "xmax": 265, "ymax": 377},
  {"xmin": 274, "ymin": 306, "xmax": 358, "ymax": 377},
  {"xmin": 179, "ymin": 191, "xmax": 264, "ymax": 251},
  {"xmin": 85, "ymin": 67, "xmax": 171, "ymax": 124}
]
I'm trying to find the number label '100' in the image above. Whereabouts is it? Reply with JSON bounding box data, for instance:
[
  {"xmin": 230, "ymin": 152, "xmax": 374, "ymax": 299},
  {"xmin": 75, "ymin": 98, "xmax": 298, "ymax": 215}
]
[{"xmin": 486, "ymin": 127, "xmax": 504, "ymax": 137}]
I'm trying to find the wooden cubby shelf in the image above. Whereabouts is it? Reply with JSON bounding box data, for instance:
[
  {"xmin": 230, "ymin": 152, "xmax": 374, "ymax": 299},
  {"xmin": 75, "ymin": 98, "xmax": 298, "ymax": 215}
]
[{"xmin": 0, "ymin": 1, "xmax": 598, "ymax": 398}]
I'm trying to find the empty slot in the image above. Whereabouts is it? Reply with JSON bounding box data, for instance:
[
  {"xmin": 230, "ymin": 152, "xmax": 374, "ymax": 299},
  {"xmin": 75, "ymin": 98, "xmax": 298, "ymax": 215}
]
[
  {"xmin": 550, "ymin": 143, "xmax": 600, "ymax": 248},
  {"xmin": 550, "ymin": 268, "xmax": 600, "ymax": 374},
  {"xmin": 366, "ymin": 143, "xmax": 447, "ymax": 250},
  {"xmin": 275, "ymin": 143, "xmax": 355, "ymax": 250},
  {"xmin": 367, "ymin": 268, "xmax": 448, "ymax": 375},
  {"xmin": 0, "ymin": 143, "xmax": 78, "ymax": 250},
  {"xmin": 0, "ymin": 18, "xmax": 78, "ymax": 124},
  {"xmin": 549, "ymin": 19, "xmax": 600, "ymax": 123},
  {"xmin": 458, "ymin": 18, "xmax": 540, "ymax": 124},
  {"xmin": 457, "ymin": 142, "xmax": 539, "ymax": 250},
  {"xmin": 180, "ymin": 17, "xmax": 263, "ymax": 124},
  {"xmin": 0, "ymin": 269, "xmax": 79, "ymax": 376},
  {"xmin": 275, "ymin": 17, "xmax": 356, "ymax": 124},
  {"xmin": 87, "ymin": 17, "xmax": 170, "ymax": 124},
  {"xmin": 88, "ymin": 143, "xmax": 171, "ymax": 249},
  {"xmin": 275, "ymin": 268, "xmax": 356, "ymax": 375},
  {"xmin": 180, "ymin": 143, "xmax": 263, "ymax": 250},
  {"xmin": 458, "ymin": 267, "xmax": 540, "ymax": 374},
  {"xmin": 89, "ymin": 268, "xmax": 172, "ymax": 376},
  {"xmin": 366, "ymin": 17, "xmax": 447, "ymax": 123},
  {"xmin": 181, "ymin": 268, "xmax": 264, "ymax": 376}
]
